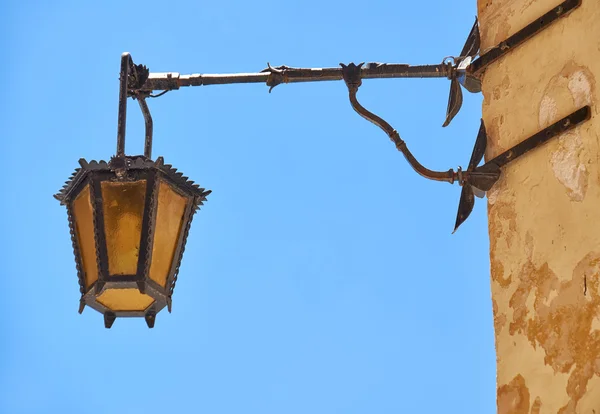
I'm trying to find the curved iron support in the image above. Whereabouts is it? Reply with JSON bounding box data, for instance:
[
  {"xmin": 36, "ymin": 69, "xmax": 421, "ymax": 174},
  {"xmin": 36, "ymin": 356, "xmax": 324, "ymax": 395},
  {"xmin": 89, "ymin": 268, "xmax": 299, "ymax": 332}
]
[
  {"xmin": 340, "ymin": 63, "xmax": 457, "ymax": 184},
  {"xmin": 137, "ymin": 95, "xmax": 154, "ymax": 158}
]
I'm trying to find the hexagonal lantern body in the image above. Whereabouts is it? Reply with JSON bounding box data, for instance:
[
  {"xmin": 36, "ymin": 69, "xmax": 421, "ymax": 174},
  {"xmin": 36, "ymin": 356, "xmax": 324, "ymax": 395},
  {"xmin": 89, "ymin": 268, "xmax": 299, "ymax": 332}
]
[{"xmin": 55, "ymin": 155, "xmax": 210, "ymax": 328}]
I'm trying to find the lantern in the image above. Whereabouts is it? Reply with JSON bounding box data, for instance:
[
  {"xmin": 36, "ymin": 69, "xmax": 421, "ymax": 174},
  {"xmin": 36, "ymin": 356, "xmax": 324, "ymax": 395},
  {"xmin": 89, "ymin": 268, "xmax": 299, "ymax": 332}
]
[{"xmin": 55, "ymin": 155, "xmax": 210, "ymax": 328}]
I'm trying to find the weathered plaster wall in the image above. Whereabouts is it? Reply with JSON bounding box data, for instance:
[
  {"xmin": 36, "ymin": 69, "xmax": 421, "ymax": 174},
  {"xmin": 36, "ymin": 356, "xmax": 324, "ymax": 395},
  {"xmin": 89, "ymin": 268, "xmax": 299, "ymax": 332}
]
[{"xmin": 477, "ymin": 0, "xmax": 600, "ymax": 412}]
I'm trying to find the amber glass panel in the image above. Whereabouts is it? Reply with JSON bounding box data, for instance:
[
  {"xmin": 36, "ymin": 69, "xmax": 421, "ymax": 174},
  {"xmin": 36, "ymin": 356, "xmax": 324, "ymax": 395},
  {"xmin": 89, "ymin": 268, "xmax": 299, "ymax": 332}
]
[
  {"xmin": 101, "ymin": 180, "xmax": 147, "ymax": 275},
  {"xmin": 72, "ymin": 184, "xmax": 98, "ymax": 290},
  {"xmin": 96, "ymin": 288, "xmax": 155, "ymax": 311},
  {"xmin": 149, "ymin": 181, "xmax": 188, "ymax": 288}
]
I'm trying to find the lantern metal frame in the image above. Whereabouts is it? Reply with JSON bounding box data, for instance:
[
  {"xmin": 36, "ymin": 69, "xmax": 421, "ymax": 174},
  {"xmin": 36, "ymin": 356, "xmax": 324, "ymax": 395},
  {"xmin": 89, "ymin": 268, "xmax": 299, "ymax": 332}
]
[{"xmin": 55, "ymin": 156, "xmax": 210, "ymax": 328}]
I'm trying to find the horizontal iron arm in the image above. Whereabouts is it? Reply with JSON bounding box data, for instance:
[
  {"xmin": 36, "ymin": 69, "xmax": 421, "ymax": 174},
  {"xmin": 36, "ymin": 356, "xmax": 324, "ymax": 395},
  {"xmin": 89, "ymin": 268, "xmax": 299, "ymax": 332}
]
[{"xmin": 133, "ymin": 63, "xmax": 453, "ymax": 94}]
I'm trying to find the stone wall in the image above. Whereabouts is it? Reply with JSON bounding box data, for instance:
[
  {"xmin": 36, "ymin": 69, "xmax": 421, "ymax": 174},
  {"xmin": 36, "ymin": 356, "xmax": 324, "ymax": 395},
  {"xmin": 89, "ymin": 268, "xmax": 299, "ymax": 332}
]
[{"xmin": 477, "ymin": 0, "xmax": 600, "ymax": 412}]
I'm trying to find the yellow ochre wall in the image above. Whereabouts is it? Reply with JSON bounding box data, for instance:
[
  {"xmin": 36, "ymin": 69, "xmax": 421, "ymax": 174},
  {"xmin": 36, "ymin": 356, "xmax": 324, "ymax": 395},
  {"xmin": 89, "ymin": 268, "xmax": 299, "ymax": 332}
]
[{"xmin": 477, "ymin": 0, "xmax": 600, "ymax": 412}]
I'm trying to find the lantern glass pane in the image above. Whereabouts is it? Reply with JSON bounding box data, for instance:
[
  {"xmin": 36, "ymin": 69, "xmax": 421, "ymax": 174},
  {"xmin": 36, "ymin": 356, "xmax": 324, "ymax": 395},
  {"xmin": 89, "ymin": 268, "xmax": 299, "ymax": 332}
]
[
  {"xmin": 149, "ymin": 180, "xmax": 188, "ymax": 288},
  {"xmin": 72, "ymin": 184, "xmax": 98, "ymax": 290},
  {"xmin": 96, "ymin": 288, "xmax": 155, "ymax": 311},
  {"xmin": 101, "ymin": 180, "xmax": 147, "ymax": 275}
]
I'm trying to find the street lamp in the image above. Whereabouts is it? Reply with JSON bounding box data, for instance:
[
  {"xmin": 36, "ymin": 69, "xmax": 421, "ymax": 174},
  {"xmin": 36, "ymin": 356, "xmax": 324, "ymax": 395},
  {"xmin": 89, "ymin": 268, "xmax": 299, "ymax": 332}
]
[
  {"xmin": 54, "ymin": 154, "xmax": 209, "ymax": 329},
  {"xmin": 54, "ymin": 54, "xmax": 210, "ymax": 328},
  {"xmin": 55, "ymin": 1, "xmax": 589, "ymax": 328}
]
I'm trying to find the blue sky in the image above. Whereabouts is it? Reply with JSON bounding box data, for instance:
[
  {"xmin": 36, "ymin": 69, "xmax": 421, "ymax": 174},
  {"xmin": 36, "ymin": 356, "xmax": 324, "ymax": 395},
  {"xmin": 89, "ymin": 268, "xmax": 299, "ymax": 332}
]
[{"xmin": 1, "ymin": 1, "xmax": 494, "ymax": 413}]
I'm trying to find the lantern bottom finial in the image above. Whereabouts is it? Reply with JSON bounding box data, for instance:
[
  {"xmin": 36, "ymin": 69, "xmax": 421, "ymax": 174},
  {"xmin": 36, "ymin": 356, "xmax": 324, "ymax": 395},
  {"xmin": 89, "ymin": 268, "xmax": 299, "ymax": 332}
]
[
  {"xmin": 145, "ymin": 312, "xmax": 156, "ymax": 328},
  {"xmin": 104, "ymin": 313, "xmax": 117, "ymax": 329}
]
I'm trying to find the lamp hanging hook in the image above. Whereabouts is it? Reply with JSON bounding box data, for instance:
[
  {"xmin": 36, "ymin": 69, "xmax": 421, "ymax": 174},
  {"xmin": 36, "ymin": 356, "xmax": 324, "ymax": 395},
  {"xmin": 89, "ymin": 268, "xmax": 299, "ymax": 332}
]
[{"xmin": 116, "ymin": 53, "xmax": 154, "ymax": 159}]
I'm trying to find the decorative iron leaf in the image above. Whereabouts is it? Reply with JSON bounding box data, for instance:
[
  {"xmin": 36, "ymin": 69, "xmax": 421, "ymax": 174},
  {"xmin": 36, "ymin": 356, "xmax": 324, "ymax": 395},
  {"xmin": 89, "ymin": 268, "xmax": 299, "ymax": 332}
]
[
  {"xmin": 129, "ymin": 63, "xmax": 150, "ymax": 90},
  {"xmin": 442, "ymin": 76, "xmax": 463, "ymax": 127},
  {"xmin": 459, "ymin": 17, "xmax": 481, "ymax": 58},
  {"xmin": 468, "ymin": 119, "xmax": 488, "ymax": 170},
  {"xmin": 453, "ymin": 184, "xmax": 475, "ymax": 233},
  {"xmin": 455, "ymin": 19, "xmax": 482, "ymax": 94}
]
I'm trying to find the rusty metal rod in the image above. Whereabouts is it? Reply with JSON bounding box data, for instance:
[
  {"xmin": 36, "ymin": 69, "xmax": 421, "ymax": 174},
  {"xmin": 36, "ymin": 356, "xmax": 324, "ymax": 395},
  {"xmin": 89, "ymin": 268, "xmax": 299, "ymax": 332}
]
[
  {"xmin": 116, "ymin": 53, "xmax": 131, "ymax": 156},
  {"xmin": 137, "ymin": 63, "xmax": 453, "ymax": 93},
  {"xmin": 137, "ymin": 96, "xmax": 153, "ymax": 158}
]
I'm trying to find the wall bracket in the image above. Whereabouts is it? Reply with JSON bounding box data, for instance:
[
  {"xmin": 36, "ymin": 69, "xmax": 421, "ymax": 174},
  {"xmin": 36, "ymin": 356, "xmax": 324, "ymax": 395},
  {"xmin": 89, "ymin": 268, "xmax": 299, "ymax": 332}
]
[
  {"xmin": 454, "ymin": 105, "xmax": 591, "ymax": 231},
  {"xmin": 110, "ymin": 0, "xmax": 587, "ymax": 234},
  {"xmin": 338, "ymin": 59, "xmax": 590, "ymax": 231},
  {"xmin": 469, "ymin": 0, "xmax": 582, "ymax": 74}
]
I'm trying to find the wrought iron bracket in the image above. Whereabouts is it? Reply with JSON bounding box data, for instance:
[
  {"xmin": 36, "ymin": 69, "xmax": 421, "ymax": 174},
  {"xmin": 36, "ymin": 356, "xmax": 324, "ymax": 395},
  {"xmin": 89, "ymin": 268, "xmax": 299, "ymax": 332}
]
[
  {"xmin": 469, "ymin": 0, "xmax": 582, "ymax": 74},
  {"xmin": 111, "ymin": 0, "xmax": 587, "ymax": 235},
  {"xmin": 338, "ymin": 62, "xmax": 590, "ymax": 232},
  {"xmin": 119, "ymin": 15, "xmax": 484, "ymax": 136},
  {"xmin": 113, "ymin": 13, "xmax": 484, "ymax": 161},
  {"xmin": 453, "ymin": 105, "xmax": 591, "ymax": 232}
]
